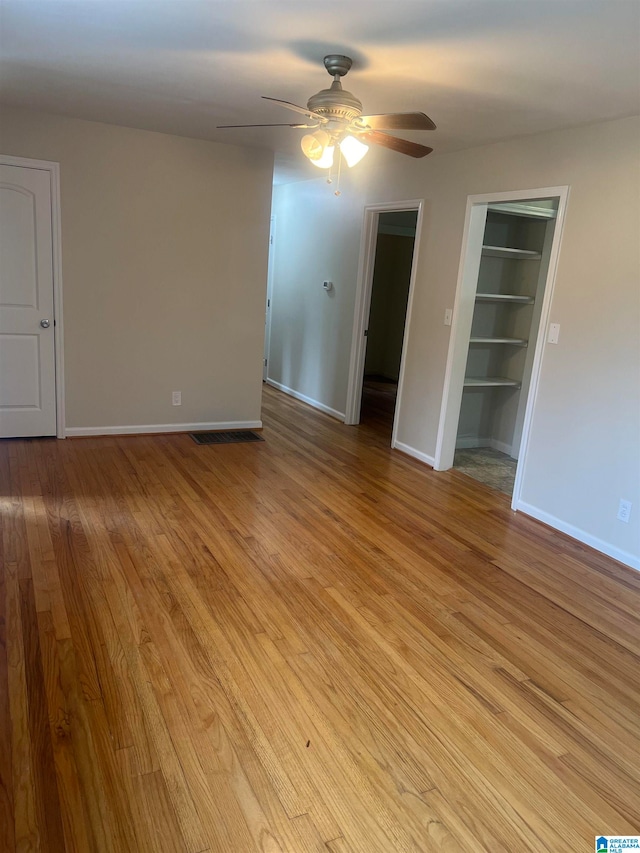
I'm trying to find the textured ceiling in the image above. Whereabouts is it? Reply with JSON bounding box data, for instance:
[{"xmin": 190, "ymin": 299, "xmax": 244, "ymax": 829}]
[{"xmin": 1, "ymin": 0, "xmax": 639, "ymax": 181}]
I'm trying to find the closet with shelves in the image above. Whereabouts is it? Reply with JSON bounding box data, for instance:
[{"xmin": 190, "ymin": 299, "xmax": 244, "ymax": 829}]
[{"xmin": 456, "ymin": 198, "xmax": 558, "ymax": 461}]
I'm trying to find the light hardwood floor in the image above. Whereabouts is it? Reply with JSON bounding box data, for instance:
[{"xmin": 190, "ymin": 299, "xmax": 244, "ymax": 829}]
[{"xmin": 1, "ymin": 384, "xmax": 639, "ymax": 852}]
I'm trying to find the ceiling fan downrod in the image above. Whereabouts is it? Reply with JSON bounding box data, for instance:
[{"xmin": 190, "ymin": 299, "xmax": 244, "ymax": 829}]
[{"xmin": 306, "ymin": 55, "xmax": 363, "ymax": 121}]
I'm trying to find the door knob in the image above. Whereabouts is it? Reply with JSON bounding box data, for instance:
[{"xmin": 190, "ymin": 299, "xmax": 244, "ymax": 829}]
[{"xmin": 40, "ymin": 319, "xmax": 50, "ymax": 328}]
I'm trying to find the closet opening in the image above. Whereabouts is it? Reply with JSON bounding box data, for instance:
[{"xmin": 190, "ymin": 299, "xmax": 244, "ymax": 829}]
[{"xmin": 435, "ymin": 188, "xmax": 569, "ymax": 504}]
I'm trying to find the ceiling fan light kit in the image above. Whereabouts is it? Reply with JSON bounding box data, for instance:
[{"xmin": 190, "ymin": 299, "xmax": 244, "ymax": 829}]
[
  {"xmin": 301, "ymin": 129, "xmax": 369, "ymax": 169},
  {"xmin": 338, "ymin": 134, "xmax": 369, "ymax": 167},
  {"xmin": 301, "ymin": 129, "xmax": 331, "ymax": 163},
  {"xmin": 218, "ymin": 53, "xmax": 436, "ymax": 179}
]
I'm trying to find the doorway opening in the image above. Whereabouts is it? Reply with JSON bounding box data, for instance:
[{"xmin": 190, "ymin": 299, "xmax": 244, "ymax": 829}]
[
  {"xmin": 345, "ymin": 200, "xmax": 423, "ymax": 448},
  {"xmin": 263, "ymin": 216, "xmax": 275, "ymax": 382},
  {"xmin": 361, "ymin": 210, "xmax": 418, "ymax": 437},
  {"xmin": 435, "ymin": 187, "xmax": 569, "ymax": 505}
]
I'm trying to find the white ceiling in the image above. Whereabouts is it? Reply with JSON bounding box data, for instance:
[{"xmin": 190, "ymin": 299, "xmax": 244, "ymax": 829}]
[{"xmin": 1, "ymin": 0, "xmax": 639, "ymax": 182}]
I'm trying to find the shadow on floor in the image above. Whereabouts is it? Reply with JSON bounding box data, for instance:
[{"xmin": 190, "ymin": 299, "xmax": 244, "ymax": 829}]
[{"xmin": 359, "ymin": 376, "xmax": 397, "ymax": 440}]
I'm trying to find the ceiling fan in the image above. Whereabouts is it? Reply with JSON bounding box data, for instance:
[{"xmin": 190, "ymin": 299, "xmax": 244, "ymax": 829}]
[{"xmin": 218, "ymin": 54, "xmax": 436, "ymax": 169}]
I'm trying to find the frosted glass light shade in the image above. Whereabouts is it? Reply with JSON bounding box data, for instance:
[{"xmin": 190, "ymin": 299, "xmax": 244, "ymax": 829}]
[
  {"xmin": 309, "ymin": 145, "xmax": 335, "ymax": 169},
  {"xmin": 301, "ymin": 130, "xmax": 330, "ymax": 160},
  {"xmin": 339, "ymin": 135, "xmax": 369, "ymax": 167}
]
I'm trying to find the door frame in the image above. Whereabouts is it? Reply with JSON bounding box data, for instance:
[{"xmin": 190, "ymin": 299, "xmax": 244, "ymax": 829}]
[
  {"xmin": 1, "ymin": 154, "xmax": 65, "ymax": 437},
  {"xmin": 263, "ymin": 215, "xmax": 275, "ymax": 381},
  {"xmin": 344, "ymin": 198, "xmax": 424, "ymax": 450},
  {"xmin": 433, "ymin": 185, "xmax": 570, "ymax": 509}
]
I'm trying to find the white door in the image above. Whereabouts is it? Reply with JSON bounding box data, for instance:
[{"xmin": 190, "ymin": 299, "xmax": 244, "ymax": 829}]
[{"xmin": 0, "ymin": 164, "xmax": 57, "ymax": 437}]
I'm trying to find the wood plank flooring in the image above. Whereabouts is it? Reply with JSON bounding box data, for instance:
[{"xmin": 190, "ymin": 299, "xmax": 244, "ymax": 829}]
[{"xmin": 1, "ymin": 383, "xmax": 639, "ymax": 851}]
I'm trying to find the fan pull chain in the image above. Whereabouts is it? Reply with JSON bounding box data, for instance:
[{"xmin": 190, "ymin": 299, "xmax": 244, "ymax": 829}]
[
  {"xmin": 324, "ymin": 147, "xmax": 342, "ymax": 196},
  {"xmin": 334, "ymin": 149, "xmax": 342, "ymax": 197}
]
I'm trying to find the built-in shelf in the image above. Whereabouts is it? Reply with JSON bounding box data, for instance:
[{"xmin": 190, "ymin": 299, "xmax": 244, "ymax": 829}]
[
  {"xmin": 488, "ymin": 202, "xmax": 557, "ymax": 220},
  {"xmin": 475, "ymin": 292, "xmax": 535, "ymax": 304},
  {"xmin": 469, "ymin": 337, "xmax": 528, "ymax": 346},
  {"xmin": 459, "ymin": 203, "xmax": 556, "ymax": 440},
  {"xmin": 463, "ymin": 377, "xmax": 521, "ymax": 388},
  {"xmin": 482, "ymin": 245, "xmax": 542, "ymax": 260}
]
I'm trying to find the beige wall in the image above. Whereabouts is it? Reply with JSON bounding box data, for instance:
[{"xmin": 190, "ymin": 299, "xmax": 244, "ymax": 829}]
[
  {"xmin": 270, "ymin": 116, "xmax": 640, "ymax": 568},
  {"xmin": 1, "ymin": 106, "xmax": 274, "ymax": 430}
]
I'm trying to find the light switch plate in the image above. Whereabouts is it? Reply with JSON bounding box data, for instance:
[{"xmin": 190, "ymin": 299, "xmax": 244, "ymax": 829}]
[{"xmin": 548, "ymin": 323, "xmax": 560, "ymax": 344}]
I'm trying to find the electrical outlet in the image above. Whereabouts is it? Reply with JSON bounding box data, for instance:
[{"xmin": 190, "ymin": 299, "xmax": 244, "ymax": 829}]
[
  {"xmin": 617, "ymin": 499, "xmax": 632, "ymax": 523},
  {"xmin": 172, "ymin": 391, "xmax": 181, "ymax": 406}
]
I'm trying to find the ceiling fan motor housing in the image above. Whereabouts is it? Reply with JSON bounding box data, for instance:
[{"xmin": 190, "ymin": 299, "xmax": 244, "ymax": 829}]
[
  {"xmin": 307, "ymin": 80, "xmax": 363, "ymax": 123},
  {"xmin": 307, "ymin": 55, "xmax": 362, "ymax": 123}
]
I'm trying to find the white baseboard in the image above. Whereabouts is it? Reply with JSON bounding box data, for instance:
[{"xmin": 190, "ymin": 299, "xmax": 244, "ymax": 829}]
[
  {"xmin": 392, "ymin": 440, "xmax": 436, "ymax": 468},
  {"xmin": 65, "ymin": 420, "xmax": 262, "ymax": 437},
  {"xmin": 491, "ymin": 438, "xmax": 514, "ymax": 457},
  {"xmin": 266, "ymin": 378, "xmax": 345, "ymax": 421},
  {"xmin": 515, "ymin": 500, "xmax": 640, "ymax": 572},
  {"xmin": 364, "ymin": 372, "xmax": 399, "ymax": 383},
  {"xmin": 455, "ymin": 436, "xmax": 491, "ymax": 449},
  {"xmin": 455, "ymin": 435, "xmax": 514, "ymax": 456}
]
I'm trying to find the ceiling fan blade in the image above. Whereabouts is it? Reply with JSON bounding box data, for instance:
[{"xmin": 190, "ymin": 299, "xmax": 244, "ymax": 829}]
[
  {"xmin": 361, "ymin": 130, "xmax": 433, "ymax": 158},
  {"xmin": 262, "ymin": 96, "xmax": 328, "ymax": 123},
  {"xmin": 355, "ymin": 112, "xmax": 436, "ymax": 131},
  {"xmin": 217, "ymin": 122, "xmax": 317, "ymax": 129}
]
